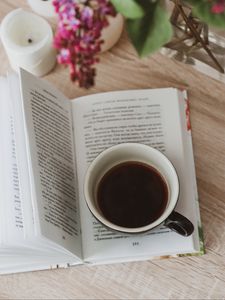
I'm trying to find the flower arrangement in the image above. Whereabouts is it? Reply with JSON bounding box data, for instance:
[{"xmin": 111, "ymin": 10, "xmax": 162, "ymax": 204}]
[
  {"xmin": 53, "ymin": 0, "xmax": 116, "ymax": 88},
  {"xmin": 53, "ymin": 0, "xmax": 225, "ymax": 88}
]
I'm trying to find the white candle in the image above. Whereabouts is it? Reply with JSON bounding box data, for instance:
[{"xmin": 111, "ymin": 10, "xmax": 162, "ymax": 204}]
[
  {"xmin": 0, "ymin": 9, "xmax": 56, "ymax": 77},
  {"xmin": 101, "ymin": 14, "xmax": 124, "ymax": 53},
  {"xmin": 27, "ymin": 0, "xmax": 56, "ymax": 18}
]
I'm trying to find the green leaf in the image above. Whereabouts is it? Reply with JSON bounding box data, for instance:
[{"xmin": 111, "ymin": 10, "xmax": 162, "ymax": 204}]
[
  {"xmin": 192, "ymin": 2, "xmax": 225, "ymax": 28},
  {"xmin": 126, "ymin": 2, "xmax": 173, "ymax": 57},
  {"xmin": 110, "ymin": 0, "xmax": 145, "ymax": 19}
]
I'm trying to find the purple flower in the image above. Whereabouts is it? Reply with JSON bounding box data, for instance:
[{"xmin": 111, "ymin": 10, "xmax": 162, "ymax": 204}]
[{"xmin": 53, "ymin": 0, "xmax": 116, "ymax": 88}]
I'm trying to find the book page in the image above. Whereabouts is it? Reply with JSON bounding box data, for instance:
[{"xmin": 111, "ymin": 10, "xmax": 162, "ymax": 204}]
[
  {"xmin": 0, "ymin": 76, "xmax": 24, "ymax": 245},
  {"xmin": 72, "ymin": 89, "xmax": 200, "ymax": 262},
  {"xmin": 0, "ymin": 77, "xmax": 9, "ymax": 245},
  {"xmin": 176, "ymin": 91, "xmax": 202, "ymax": 253},
  {"xmin": 19, "ymin": 69, "xmax": 81, "ymax": 257},
  {"xmin": 7, "ymin": 73, "xmax": 36, "ymax": 242}
]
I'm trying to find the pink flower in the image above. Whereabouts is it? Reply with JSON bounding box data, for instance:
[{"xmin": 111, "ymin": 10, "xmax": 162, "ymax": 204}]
[
  {"xmin": 53, "ymin": 0, "xmax": 116, "ymax": 88},
  {"xmin": 211, "ymin": 0, "xmax": 225, "ymax": 14}
]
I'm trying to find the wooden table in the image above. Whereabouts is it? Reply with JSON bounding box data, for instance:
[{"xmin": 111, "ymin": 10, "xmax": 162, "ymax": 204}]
[{"xmin": 0, "ymin": 1, "xmax": 225, "ymax": 299}]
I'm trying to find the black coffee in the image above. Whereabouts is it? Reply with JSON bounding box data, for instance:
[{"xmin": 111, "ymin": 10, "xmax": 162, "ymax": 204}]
[{"xmin": 97, "ymin": 161, "xmax": 168, "ymax": 228}]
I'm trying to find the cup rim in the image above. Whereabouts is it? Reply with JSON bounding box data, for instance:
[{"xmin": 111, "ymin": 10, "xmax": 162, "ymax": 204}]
[{"xmin": 84, "ymin": 142, "xmax": 180, "ymax": 234}]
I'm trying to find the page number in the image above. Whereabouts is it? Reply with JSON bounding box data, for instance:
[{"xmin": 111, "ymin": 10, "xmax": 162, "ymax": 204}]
[{"xmin": 132, "ymin": 242, "xmax": 139, "ymax": 246}]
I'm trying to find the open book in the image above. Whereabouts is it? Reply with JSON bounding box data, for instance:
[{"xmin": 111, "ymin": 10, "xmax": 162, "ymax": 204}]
[{"xmin": 0, "ymin": 69, "xmax": 204, "ymax": 274}]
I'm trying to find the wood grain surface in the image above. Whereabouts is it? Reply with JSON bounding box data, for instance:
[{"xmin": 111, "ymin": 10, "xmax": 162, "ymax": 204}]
[{"xmin": 0, "ymin": 1, "xmax": 225, "ymax": 299}]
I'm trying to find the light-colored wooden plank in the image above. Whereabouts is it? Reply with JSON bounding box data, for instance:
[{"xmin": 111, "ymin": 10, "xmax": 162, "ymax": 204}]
[{"xmin": 0, "ymin": 0, "xmax": 225, "ymax": 299}]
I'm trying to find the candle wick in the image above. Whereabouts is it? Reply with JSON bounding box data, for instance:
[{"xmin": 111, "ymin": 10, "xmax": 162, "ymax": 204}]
[{"xmin": 28, "ymin": 38, "xmax": 33, "ymax": 44}]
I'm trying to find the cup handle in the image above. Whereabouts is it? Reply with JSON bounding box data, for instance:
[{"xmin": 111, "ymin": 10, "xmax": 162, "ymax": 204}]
[{"xmin": 164, "ymin": 211, "xmax": 194, "ymax": 236}]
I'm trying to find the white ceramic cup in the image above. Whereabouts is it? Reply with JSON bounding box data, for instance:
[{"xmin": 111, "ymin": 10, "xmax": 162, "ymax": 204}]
[{"xmin": 84, "ymin": 143, "xmax": 194, "ymax": 236}]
